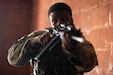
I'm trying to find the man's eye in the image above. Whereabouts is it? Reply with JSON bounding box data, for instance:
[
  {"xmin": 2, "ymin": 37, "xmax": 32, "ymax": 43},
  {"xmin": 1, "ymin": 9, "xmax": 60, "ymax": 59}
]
[
  {"xmin": 63, "ymin": 18, "xmax": 68, "ymax": 22},
  {"xmin": 52, "ymin": 19, "xmax": 57, "ymax": 23}
]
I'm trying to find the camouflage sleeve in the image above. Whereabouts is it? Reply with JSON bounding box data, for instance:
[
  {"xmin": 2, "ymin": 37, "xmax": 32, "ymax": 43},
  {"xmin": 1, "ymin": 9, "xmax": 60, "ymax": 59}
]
[
  {"xmin": 60, "ymin": 29, "xmax": 98, "ymax": 72},
  {"xmin": 7, "ymin": 30, "xmax": 44, "ymax": 67},
  {"xmin": 66, "ymin": 39, "xmax": 98, "ymax": 72}
]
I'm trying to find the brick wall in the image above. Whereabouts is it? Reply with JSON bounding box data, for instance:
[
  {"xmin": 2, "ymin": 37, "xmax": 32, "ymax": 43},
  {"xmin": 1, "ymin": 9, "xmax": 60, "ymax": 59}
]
[
  {"xmin": 1, "ymin": 0, "xmax": 113, "ymax": 75},
  {"xmin": 32, "ymin": 0, "xmax": 113, "ymax": 75}
]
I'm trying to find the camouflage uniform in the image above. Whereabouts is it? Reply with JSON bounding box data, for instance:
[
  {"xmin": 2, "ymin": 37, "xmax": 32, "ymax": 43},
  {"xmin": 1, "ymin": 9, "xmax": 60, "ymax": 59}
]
[{"xmin": 7, "ymin": 30, "xmax": 98, "ymax": 75}]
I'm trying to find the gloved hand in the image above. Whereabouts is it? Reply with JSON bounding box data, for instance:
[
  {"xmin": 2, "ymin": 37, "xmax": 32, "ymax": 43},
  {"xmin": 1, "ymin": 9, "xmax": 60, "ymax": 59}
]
[
  {"xmin": 59, "ymin": 27, "xmax": 82, "ymax": 50},
  {"xmin": 38, "ymin": 32, "xmax": 53, "ymax": 47}
]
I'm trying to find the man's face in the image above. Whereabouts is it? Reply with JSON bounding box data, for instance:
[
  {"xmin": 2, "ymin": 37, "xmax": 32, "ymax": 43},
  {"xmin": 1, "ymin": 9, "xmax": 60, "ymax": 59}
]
[{"xmin": 49, "ymin": 10, "xmax": 73, "ymax": 28}]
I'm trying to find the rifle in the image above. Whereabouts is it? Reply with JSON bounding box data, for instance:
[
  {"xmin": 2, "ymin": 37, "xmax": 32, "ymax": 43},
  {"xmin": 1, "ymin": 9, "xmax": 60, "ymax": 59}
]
[{"xmin": 34, "ymin": 21, "xmax": 84, "ymax": 60}]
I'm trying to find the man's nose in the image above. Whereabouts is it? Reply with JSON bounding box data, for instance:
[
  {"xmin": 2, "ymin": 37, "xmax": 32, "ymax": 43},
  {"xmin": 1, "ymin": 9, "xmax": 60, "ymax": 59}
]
[{"xmin": 57, "ymin": 20, "xmax": 64, "ymax": 26}]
